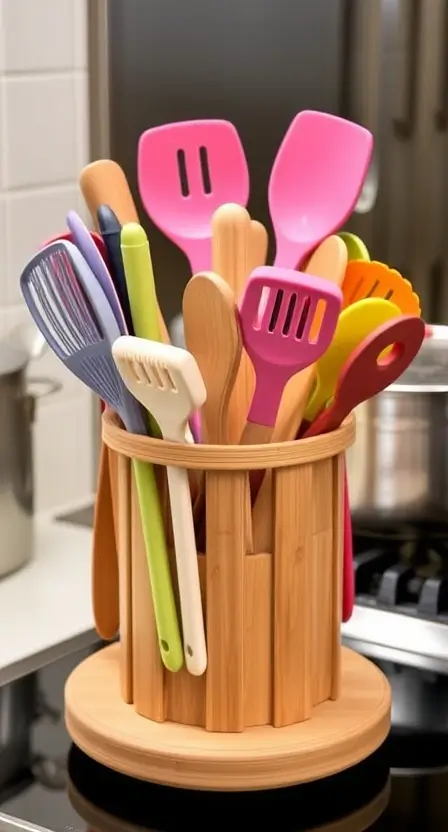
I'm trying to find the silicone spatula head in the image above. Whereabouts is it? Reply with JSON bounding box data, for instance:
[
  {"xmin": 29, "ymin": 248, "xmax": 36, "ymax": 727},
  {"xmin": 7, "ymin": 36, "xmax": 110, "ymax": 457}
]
[
  {"xmin": 269, "ymin": 110, "xmax": 373, "ymax": 269},
  {"xmin": 341, "ymin": 260, "xmax": 421, "ymax": 315},
  {"xmin": 239, "ymin": 266, "xmax": 342, "ymax": 426},
  {"xmin": 138, "ymin": 120, "xmax": 249, "ymax": 274}
]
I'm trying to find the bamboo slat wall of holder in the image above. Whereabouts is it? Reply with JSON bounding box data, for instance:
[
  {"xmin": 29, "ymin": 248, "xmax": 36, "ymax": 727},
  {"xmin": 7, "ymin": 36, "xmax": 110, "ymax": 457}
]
[{"xmin": 102, "ymin": 410, "xmax": 355, "ymax": 732}]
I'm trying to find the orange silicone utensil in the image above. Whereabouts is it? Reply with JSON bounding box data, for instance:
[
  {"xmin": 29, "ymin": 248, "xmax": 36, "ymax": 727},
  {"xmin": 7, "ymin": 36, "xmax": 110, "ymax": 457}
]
[{"xmin": 342, "ymin": 260, "xmax": 421, "ymax": 315}]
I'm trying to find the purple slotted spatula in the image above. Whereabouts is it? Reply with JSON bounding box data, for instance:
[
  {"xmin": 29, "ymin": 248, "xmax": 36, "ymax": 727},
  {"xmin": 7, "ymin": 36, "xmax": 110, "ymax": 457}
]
[
  {"xmin": 239, "ymin": 266, "xmax": 342, "ymax": 447},
  {"xmin": 138, "ymin": 120, "xmax": 249, "ymax": 274},
  {"xmin": 19, "ymin": 239, "xmax": 184, "ymax": 674}
]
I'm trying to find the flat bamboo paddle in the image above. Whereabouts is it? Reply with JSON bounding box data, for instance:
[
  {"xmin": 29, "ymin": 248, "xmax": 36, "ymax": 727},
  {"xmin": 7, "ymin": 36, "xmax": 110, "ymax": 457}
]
[
  {"xmin": 211, "ymin": 203, "xmax": 254, "ymax": 444},
  {"xmin": 183, "ymin": 272, "xmax": 242, "ymax": 445}
]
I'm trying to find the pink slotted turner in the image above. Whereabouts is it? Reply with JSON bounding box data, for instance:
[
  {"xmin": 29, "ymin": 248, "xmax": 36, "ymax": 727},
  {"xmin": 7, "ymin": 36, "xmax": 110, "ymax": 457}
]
[
  {"xmin": 137, "ymin": 120, "xmax": 250, "ymax": 274},
  {"xmin": 239, "ymin": 266, "xmax": 343, "ymax": 447},
  {"xmin": 269, "ymin": 110, "xmax": 374, "ymax": 269}
]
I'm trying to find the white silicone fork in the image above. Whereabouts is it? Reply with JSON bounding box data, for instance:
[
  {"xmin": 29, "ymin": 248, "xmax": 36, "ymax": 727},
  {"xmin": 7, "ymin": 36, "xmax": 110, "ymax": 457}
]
[{"xmin": 112, "ymin": 335, "xmax": 207, "ymax": 676}]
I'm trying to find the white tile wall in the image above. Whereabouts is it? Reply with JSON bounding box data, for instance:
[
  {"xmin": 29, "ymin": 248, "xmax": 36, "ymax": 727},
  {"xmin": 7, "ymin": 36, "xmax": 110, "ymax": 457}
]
[{"xmin": 0, "ymin": 0, "xmax": 94, "ymax": 514}]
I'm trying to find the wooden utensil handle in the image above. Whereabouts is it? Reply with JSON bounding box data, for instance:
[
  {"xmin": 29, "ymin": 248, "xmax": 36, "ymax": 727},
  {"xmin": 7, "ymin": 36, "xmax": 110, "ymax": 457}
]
[
  {"xmin": 240, "ymin": 422, "xmax": 274, "ymax": 445},
  {"xmin": 92, "ymin": 443, "xmax": 119, "ymax": 640}
]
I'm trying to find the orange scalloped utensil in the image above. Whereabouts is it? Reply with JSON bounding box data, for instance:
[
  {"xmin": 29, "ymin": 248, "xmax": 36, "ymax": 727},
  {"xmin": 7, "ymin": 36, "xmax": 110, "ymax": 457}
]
[{"xmin": 341, "ymin": 260, "xmax": 421, "ymax": 316}]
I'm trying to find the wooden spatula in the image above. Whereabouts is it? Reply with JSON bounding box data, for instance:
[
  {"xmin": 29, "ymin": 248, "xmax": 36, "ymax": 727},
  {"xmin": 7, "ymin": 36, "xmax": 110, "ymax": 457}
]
[
  {"xmin": 183, "ymin": 272, "xmax": 242, "ymax": 445},
  {"xmin": 252, "ymin": 235, "xmax": 348, "ymax": 553}
]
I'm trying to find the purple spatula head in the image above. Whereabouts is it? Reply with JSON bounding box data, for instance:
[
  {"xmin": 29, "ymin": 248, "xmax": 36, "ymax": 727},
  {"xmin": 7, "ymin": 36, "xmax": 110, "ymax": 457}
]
[
  {"xmin": 19, "ymin": 240, "xmax": 145, "ymax": 434},
  {"xmin": 239, "ymin": 266, "xmax": 342, "ymax": 427}
]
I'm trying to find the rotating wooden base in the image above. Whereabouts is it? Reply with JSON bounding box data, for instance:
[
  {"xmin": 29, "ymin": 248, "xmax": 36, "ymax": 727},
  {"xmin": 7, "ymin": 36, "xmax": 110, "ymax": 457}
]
[{"xmin": 65, "ymin": 644, "xmax": 391, "ymax": 791}]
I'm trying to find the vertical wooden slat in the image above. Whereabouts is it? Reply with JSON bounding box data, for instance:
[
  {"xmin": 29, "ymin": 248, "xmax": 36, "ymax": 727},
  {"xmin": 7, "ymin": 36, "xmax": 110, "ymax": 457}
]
[
  {"xmin": 205, "ymin": 469, "xmax": 245, "ymax": 732},
  {"xmin": 311, "ymin": 459, "xmax": 334, "ymax": 705},
  {"xmin": 331, "ymin": 454, "xmax": 345, "ymax": 700},
  {"xmin": 243, "ymin": 553, "xmax": 272, "ymax": 726},
  {"xmin": 273, "ymin": 463, "xmax": 313, "ymax": 727},
  {"xmin": 131, "ymin": 473, "xmax": 165, "ymax": 721},
  {"xmin": 165, "ymin": 555, "xmax": 206, "ymax": 726},
  {"xmin": 113, "ymin": 452, "xmax": 133, "ymax": 704}
]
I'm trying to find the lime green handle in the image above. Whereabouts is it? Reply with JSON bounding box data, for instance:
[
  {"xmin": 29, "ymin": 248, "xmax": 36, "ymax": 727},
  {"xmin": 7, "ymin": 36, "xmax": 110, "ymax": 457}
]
[
  {"xmin": 132, "ymin": 457, "xmax": 184, "ymax": 672},
  {"xmin": 121, "ymin": 222, "xmax": 161, "ymax": 438}
]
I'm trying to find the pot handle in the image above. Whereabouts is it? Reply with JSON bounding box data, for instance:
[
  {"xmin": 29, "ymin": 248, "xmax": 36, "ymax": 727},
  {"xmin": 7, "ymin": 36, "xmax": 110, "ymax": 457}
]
[
  {"xmin": 27, "ymin": 376, "xmax": 62, "ymax": 399},
  {"xmin": 24, "ymin": 377, "xmax": 62, "ymax": 423}
]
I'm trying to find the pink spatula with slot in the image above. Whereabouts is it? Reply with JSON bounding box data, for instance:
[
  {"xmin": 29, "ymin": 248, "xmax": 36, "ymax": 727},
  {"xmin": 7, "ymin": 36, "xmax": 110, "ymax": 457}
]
[
  {"xmin": 269, "ymin": 111, "xmax": 374, "ymax": 269},
  {"xmin": 138, "ymin": 120, "xmax": 249, "ymax": 274},
  {"xmin": 239, "ymin": 266, "xmax": 343, "ymax": 447}
]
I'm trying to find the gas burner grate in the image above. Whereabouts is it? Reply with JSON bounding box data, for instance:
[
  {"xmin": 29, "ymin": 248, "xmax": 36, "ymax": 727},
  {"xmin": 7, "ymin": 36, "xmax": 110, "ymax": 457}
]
[{"xmin": 353, "ymin": 522, "xmax": 448, "ymax": 621}]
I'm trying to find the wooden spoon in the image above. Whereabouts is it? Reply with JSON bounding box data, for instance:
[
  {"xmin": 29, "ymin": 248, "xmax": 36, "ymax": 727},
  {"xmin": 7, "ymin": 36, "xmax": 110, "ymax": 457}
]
[
  {"xmin": 183, "ymin": 272, "xmax": 242, "ymax": 445},
  {"xmin": 248, "ymin": 220, "xmax": 269, "ymax": 273},
  {"xmin": 252, "ymin": 235, "xmax": 348, "ymax": 553}
]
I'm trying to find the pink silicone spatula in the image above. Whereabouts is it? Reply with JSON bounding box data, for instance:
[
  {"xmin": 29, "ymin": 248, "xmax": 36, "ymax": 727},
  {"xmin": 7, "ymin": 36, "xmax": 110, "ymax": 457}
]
[
  {"xmin": 269, "ymin": 110, "xmax": 374, "ymax": 268},
  {"xmin": 138, "ymin": 120, "xmax": 249, "ymax": 274},
  {"xmin": 239, "ymin": 266, "xmax": 342, "ymax": 446},
  {"xmin": 303, "ymin": 314, "xmax": 425, "ymax": 622}
]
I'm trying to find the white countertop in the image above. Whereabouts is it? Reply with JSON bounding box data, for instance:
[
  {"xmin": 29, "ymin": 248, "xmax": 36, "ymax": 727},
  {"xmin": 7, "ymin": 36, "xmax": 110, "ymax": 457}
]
[{"xmin": 0, "ymin": 519, "xmax": 97, "ymax": 685}]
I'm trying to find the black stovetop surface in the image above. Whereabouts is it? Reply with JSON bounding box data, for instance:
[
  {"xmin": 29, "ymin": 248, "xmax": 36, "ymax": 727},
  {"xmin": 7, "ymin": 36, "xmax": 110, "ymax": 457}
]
[{"xmin": 5, "ymin": 737, "xmax": 448, "ymax": 832}]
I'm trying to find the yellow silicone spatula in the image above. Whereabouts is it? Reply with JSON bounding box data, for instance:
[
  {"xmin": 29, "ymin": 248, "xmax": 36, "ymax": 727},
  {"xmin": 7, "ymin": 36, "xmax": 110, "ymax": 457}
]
[{"xmin": 304, "ymin": 297, "xmax": 401, "ymax": 423}]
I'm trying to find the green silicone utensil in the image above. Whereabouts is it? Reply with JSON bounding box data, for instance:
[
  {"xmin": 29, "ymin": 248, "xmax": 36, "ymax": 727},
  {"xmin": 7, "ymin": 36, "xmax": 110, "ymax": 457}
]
[
  {"xmin": 338, "ymin": 231, "xmax": 370, "ymax": 261},
  {"xmin": 120, "ymin": 221, "xmax": 184, "ymax": 672}
]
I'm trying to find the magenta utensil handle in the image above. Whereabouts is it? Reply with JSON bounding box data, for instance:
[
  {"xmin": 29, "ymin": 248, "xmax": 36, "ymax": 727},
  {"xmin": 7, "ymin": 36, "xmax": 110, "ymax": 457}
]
[
  {"xmin": 185, "ymin": 238, "xmax": 213, "ymax": 275},
  {"xmin": 273, "ymin": 240, "xmax": 310, "ymax": 270},
  {"xmin": 342, "ymin": 469, "xmax": 354, "ymax": 622},
  {"xmin": 189, "ymin": 410, "xmax": 201, "ymax": 443},
  {"xmin": 248, "ymin": 363, "xmax": 292, "ymax": 426}
]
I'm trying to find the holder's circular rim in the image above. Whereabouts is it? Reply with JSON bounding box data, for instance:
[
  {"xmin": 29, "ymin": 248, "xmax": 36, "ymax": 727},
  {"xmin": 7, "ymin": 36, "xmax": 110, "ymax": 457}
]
[{"xmin": 102, "ymin": 410, "xmax": 355, "ymax": 470}]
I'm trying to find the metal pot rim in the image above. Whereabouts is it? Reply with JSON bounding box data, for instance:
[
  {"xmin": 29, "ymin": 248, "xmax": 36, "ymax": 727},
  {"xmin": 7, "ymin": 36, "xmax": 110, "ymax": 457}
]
[{"xmin": 388, "ymin": 382, "xmax": 448, "ymax": 394}]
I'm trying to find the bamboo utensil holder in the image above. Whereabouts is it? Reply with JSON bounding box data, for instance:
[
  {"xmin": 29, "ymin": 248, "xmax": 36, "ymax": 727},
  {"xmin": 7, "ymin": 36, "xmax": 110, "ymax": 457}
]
[{"xmin": 65, "ymin": 409, "xmax": 391, "ymax": 790}]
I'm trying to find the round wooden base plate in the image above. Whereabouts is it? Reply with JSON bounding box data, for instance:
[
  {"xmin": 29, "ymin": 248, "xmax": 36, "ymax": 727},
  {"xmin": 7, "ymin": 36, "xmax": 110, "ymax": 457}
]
[{"xmin": 65, "ymin": 645, "xmax": 391, "ymax": 791}]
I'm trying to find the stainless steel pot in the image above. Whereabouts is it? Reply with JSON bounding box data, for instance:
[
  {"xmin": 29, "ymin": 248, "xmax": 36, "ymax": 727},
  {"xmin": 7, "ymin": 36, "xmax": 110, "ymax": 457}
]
[
  {"xmin": 0, "ymin": 324, "xmax": 59, "ymax": 579},
  {"xmin": 347, "ymin": 325, "xmax": 448, "ymax": 525}
]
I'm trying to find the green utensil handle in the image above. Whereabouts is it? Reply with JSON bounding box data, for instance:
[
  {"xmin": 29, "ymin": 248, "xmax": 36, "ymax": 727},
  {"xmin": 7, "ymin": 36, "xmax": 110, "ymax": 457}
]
[{"xmin": 132, "ymin": 457, "xmax": 184, "ymax": 672}]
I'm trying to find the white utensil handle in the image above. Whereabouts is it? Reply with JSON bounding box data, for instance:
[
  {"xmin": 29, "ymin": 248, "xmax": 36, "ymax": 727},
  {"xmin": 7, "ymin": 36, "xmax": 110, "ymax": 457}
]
[{"xmin": 166, "ymin": 464, "xmax": 207, "ymax": 675}]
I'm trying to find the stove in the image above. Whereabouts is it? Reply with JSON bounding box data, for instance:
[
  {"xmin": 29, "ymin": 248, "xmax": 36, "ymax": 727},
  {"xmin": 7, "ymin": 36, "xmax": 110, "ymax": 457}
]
[
  {"xmin": 342, "ymin": 522, "xmax": 448, "ymax": 673},
  {"xmin": 2, "ymin": 514, "xmax": 448, "ymax": 830}
]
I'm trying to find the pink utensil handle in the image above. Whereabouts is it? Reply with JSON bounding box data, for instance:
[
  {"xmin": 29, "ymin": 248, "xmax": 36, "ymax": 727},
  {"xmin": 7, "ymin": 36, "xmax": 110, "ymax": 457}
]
[
  {"xmin": 302, "ymin": 416, "xmax": 354, "ymax": 620},
  {"xmin": 342, "ymin": 471, "xmax": 354, "ymax": 622}
]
